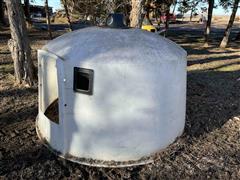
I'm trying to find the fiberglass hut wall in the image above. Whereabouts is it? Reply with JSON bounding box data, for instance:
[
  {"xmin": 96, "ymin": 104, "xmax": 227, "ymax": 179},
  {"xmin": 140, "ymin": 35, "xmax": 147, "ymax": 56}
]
[{"xmin": 37, "ymin": 27, "xmax": 187, "ymax": 167}]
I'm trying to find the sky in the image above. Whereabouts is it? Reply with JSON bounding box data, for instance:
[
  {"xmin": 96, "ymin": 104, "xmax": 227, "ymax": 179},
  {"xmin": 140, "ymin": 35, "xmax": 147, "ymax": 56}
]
[
  {"xmin": 33, "ymin": 0, "xmax": 239, "ymax": 15},
  {"xmin": 33, "ymin": 0, "xmax": 62, "ymax": 11}
]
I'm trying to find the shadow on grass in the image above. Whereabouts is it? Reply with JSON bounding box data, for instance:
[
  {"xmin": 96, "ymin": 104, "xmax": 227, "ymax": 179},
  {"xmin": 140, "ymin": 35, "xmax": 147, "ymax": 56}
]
[
  {"xmin": 0, "ymin": 105, "xmax": 38, "ymax": 127},
  {"xmin": 168, "ymin": 26, "xmax": 240, "ymax": 52},
  {"xmin": 0, "ymin": 31, "xmax": 11, "ymax": 40},
  {"xmin": 0, "ymin": 62, "xmax": 14, "ymax": 74},
  {"xmin": 188, "ymin": 55, "xmax": 240, "ymax": 66},
  {"xmin": 167, "ymin": 28, "xmax": 240, "ymax": 138},
  {"xmin": 185, "ymin": 68, "xmax": 240, "ymax": 137},
  {"xmin": 0, "ymin": 87, "xmax": 37, "ymax": 98},
  {"xmin": 0, "ymin": 87, "xmax": 38, "ymax": 127}
]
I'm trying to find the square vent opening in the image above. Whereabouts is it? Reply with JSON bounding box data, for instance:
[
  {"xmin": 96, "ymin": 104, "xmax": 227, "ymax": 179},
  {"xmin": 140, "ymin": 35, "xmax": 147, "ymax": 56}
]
[{"xmin": 73, "ymin": 67, "xmax": 94, "ymax": 95}]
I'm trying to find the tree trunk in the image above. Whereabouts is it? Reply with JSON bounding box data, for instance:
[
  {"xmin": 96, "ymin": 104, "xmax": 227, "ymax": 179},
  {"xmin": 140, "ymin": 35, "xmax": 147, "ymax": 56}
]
[
  {"xmin": 220, "ymin": 0, "xmax": 239, "ymax": 48},
  {"xmin": 106, "ymin": 0, "xmax": 115, "ymax": 13},
  {"xmin": 5, "ymin": 0, "xmax": 36, "ymax": 86},
  {"xmin": 203, "ymin": 0, "xmax": 214, "ymax": 47},
  {"xmin": 0, "ymin": 0, "xmax": 6, "ymax": 25},
  {"xmin": 155, "ymin": 9, "xmax": 161, "ymax": 27},
  {"xmin": 146, "ymin": 11, "xmax": 152, "ymax": 24},
  {"xmin": 24, "ymin": 0, "xmax": 31, "ymax": 27},
  {"xmin": 45, "ymin": 0, "xmax": 52, "ymax": 39},
  {"xmin": 164, "ymin": 8, "xmax": 170, "ymax": 36},
  {"xmin": 63, "ymin": 0, "xmax": 73, "ymax": 31},
  {"xmin": 145, "ymin": 1, "xmax": 152, "ymax": 25},
  {"xmin": 190, "ymin": 8, "xmax": 193, "ymax": 22},
  {"xmin": 172, "ymin": 1, "xmax": 177, "ymax": 14},
  {"xmin": 130, "ymin": 0, "xmax": 146, "ymax": 28},
  {"xmin": 182, "ymin": 12, "xmax": 184, "ymax": 22}
]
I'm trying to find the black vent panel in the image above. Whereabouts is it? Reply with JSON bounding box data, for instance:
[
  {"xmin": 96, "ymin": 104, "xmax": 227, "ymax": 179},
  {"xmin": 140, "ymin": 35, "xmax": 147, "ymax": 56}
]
[{"xmin": 73, "ymin": 67, "xmax": 94, "ymax": 95}]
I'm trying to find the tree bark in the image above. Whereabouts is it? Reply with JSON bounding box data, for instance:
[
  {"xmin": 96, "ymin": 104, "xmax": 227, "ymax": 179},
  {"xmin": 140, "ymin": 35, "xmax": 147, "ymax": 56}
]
[
  {"xmin": 24, "ymin": 0, "xmax": 31, "ymax": 27},
  {"xmin": 172, "ymin": 0, "xmax": 177, "ymax": 14},
  {"xmin": 63, "ymin": 0, "xmax": 73, "ymax": 31},
  {"xmin": 155, "ymin": 9, "xmax": 161, "ymax": 26},
  {"xmin": 190, "ymin": 8, "xmax": 193, "ymax": 22},
  {"xmin": 5, "ymin": 0, "xmax": 36, "ymax": 86},
  {"xmin": 45, "ymin": 0, "xmax": 52, "ymax": 39},
  {"xmin": 164, "ymin": 7, "xmax": 170, "ymax": 36},
  {"xmin": 182, "ymin": 12, "xmax": 184, "ymax": 22},
  {"xmin": 106, "ymin": 0, "xmax": 115, "ymax": 14},
  {"xmin": 130, "ymin": 0, "xmax": 146, "ymax": 28},
  {"xmin": 145, "ymin": 1, "xmax": 152, "ymax": 25},
  {"xmin": 203, "ymin": 0, "xmax": 214, "ymax": 47},
  {"xmin": 220, "ymin": 0, "xmax": 240, "ymax": 48}
]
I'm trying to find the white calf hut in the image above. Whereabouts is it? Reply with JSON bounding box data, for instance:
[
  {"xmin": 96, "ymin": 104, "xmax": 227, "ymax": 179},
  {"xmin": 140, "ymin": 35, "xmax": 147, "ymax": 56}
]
[{"xmin": 37, "ymin": 26, "xmax": 187, "ymax": 167}]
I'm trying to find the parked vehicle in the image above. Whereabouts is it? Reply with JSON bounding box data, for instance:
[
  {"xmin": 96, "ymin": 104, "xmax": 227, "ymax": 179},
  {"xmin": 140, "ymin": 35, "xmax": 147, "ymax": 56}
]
[
  {"xmin": 161, "ymin": 13, "xmax": 176, "ymax": 23},
  {"xmin": 176, "ymin": 14, "xmax": 183, "ymax": 19}
]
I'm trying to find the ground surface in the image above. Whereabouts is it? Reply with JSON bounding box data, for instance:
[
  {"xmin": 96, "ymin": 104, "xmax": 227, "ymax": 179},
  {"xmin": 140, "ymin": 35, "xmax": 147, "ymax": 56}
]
[{"xmin": 0, "ymin": 22, "xmax": 240, "ymax": 179}]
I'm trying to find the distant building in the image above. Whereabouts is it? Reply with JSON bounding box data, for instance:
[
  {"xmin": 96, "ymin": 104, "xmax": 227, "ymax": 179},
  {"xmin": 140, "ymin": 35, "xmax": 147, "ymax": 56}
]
[
  {"xmin": 29, "ymin": 5, "xmax": 53, "ymax": 18},
  {"xmin": 1, "ymin": 2, "xmax": 53, "ymax": 24}
]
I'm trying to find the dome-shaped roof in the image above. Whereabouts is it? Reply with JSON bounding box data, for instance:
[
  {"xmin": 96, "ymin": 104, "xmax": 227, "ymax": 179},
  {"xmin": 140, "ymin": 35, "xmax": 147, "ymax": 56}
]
[
  {"xmin": 38, "ymin": 26, "xmax": 187, "ymax": 166},
  {"xmin": 42, "ymin": 27, "xmax": 186, "ymax": 64}
]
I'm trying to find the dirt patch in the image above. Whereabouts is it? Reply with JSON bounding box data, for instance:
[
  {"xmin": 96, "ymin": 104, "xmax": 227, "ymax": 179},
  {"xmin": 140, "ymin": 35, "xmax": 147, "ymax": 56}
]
[{"xmin": 0, "ymin": 23, "xmax": 240, "ymax": 179}]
